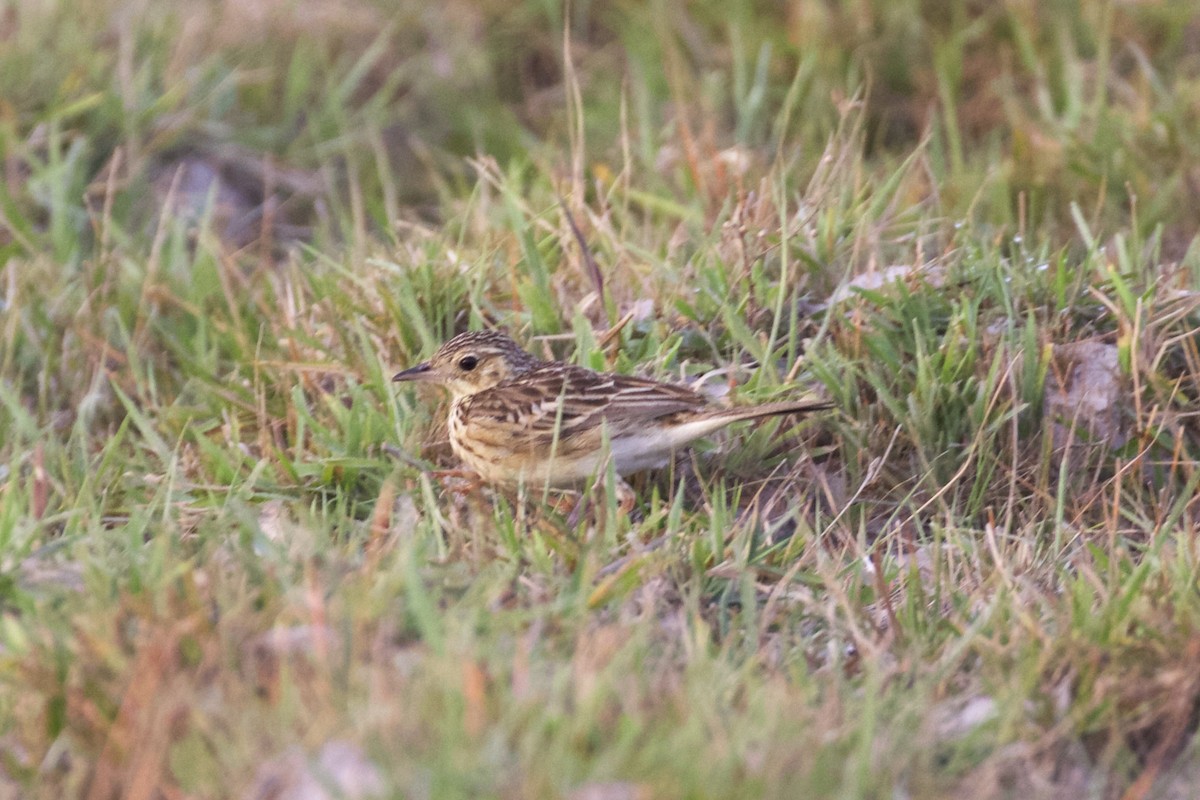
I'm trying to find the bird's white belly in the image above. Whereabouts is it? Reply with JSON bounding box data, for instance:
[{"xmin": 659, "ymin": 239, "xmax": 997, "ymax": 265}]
[
  {"xmin": 447, "ymin": 406, "xmax": 732, "ymax": 488},
  {"xmin": 449, "ymin": 430, "xmax": 677, "ymax": 488}
]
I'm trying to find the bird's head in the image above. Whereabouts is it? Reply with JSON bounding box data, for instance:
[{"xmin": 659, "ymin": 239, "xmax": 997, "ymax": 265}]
[{"xmin": 392, "ymin": 330, "xmax": 540, "ymax": 398}]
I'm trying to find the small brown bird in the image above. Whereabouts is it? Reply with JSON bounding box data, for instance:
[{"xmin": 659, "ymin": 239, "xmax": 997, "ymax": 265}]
[{"xmin": 393, "ymin": 330, "xmax": 830, "ymax": 488}]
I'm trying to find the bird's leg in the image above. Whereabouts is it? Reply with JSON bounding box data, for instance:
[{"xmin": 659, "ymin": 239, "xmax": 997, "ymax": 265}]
[
  {"xmin": 569, "ymin": 475, "xmax": 638, "ymax": 531},
  {"xmin": 612, "ymin": 476, "xmax": 637, "ymax": 517},
  {"xmin": 545, "ymin": 490, "xmax": 582, "ymax": 517},
  {"xmin": 562, "ymin": 491, "xmax": 589, "ymax": 530},
  {"xmin": 430, "ymin": 469, "xmax": 483, "ymax": 495}
]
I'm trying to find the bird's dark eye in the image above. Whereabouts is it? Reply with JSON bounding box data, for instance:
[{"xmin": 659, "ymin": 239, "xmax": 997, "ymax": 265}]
[{"xmin": 458, "ymin": 355, "xmax": 478, "ymax": 371}]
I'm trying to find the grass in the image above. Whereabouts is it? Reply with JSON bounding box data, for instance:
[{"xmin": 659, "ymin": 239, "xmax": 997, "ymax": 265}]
[{"xmin": 3, "ymin": 0, "xmax": 1200, "ymax": 797}]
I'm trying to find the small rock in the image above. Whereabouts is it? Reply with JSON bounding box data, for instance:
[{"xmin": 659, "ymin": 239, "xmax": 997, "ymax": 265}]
[
  {"xmin": 1044, "ymin": 341, "xmax": 1126, "ymax": 449},
  {"xmin": 250, "ymin": 740, "xmax": 385, "ymax": 800},
  {"xmin": 567, "ymin": 782, "xmax": 650, "ymax": 800}
]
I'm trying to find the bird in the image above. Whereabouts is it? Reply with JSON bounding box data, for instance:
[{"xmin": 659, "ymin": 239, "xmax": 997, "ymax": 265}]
[{"xmin": 392, "ymin": 330, "xmax": 830, "ymax": 489}]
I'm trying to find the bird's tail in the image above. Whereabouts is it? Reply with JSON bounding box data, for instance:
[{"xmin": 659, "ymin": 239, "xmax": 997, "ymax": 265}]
[{"xmin": 715, "ymin": 399, "xmax": 833, "ymax": 423}]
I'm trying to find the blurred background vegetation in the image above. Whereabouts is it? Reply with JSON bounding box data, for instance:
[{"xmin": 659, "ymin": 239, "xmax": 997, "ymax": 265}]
[{"xmin": 4, "ymin": 0, "xmax": 1199, "ymax": 253}]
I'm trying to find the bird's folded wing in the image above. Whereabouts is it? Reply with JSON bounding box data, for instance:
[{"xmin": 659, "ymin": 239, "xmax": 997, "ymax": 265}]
[{"xmin": 464, "ymin": 364, "xmax": 708, "ymax": 448}]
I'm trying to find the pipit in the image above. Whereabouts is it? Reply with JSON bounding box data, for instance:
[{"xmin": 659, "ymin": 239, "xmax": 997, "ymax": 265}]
[{"xmin": 392, "ymin": 330, "xmax": 830, "ymax": 488}]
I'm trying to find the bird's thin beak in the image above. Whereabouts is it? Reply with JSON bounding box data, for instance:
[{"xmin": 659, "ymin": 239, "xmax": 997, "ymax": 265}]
[{"xmin": 392, "ymin": 362, "xmax": 434, "ymax": 382}]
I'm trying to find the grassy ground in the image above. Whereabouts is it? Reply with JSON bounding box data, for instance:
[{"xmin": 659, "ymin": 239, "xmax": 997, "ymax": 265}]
[{"xmin": 3, "ymin": 1, "xmax": 1200, "ymax": 797}]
